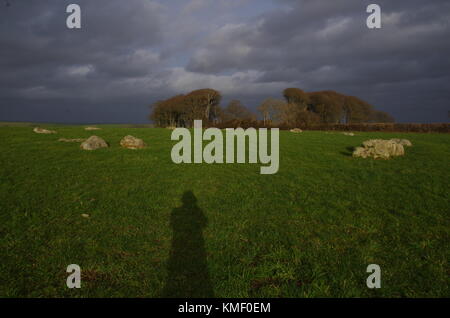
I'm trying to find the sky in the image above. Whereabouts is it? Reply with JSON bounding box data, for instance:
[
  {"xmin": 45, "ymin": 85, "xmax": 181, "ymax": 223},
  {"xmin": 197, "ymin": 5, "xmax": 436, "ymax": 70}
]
[{"xmin": 0, "ymin": 0, "xmax": 449, "ymax": 123}]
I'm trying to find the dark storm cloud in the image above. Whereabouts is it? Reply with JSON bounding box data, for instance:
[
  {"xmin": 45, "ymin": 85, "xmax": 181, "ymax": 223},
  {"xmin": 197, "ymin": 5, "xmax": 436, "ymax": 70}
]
[
  {"xmin": 0, "ymin": 0, "xmax": 167, "ymax": 123},
  {"xmin": 1, "ymin": 1, "xmax": 163, "ymax": 92},
  {"xmin": 186, "ymin": 0, "xmax": 450, "ymax": 122},
  {"xmin": 0, "ymin": 0, "xmax": 449, "ymax": 123}
]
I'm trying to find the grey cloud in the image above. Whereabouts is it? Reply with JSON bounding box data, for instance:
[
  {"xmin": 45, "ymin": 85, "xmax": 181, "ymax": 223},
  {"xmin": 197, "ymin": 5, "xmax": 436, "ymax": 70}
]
[
  {"xmin": 0, "ymin": 0, "xmax": 449, "ymax": 123},
  {"xmin": 185, "ymin": 0, "xmax": 450, "ymax": 122},
  {"xmin": 0, "ymin": 1, "xmax": 164, "ymax": 98}
]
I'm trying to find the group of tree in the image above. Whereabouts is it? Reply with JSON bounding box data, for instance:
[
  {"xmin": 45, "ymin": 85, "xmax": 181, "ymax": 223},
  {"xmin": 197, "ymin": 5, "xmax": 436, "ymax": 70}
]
[
  {"xmin": 150, "ymin": 89, "xmax": 256, "ymax": 128},
  {"xmin": 273, "ymin": 88, "xmax": 394, "ymax": 126},
  {"xmin": 150, "ymin": 87, "xmax": 394, "ymax": 128},
  {"xmin": 150, "ymin": 89, "xmax": 222, "ymax": 128}
]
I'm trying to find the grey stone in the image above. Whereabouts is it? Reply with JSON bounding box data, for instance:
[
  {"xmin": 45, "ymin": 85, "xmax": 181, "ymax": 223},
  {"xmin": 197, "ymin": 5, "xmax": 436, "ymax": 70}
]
[
  {"xmin": 120, "ymin": 135, "xmax": 147, "ymax": 149},
  {"xmin": 80, "ymin": 136, "xmax": 108, "ymax": 150}
]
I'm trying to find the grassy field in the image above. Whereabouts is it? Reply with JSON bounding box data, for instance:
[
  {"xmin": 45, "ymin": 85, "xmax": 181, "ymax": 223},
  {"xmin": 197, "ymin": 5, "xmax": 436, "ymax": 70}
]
[{"xmin": 0, "ymin": 124, "xmax": 448, "ymax": 297}]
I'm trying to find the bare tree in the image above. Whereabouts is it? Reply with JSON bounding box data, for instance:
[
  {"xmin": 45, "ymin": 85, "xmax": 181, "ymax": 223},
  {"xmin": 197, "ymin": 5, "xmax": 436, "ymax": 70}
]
[
  {"xmin": 224, "ymin": 100, "xmax": 256, "ymax": 121},
  {"xmin": 257, "ymin": 98, "xmax": 285, "ymax": 125},
  {"xmin": 283, "ymin": 88, "xmax": 309, "ymax": 111}
]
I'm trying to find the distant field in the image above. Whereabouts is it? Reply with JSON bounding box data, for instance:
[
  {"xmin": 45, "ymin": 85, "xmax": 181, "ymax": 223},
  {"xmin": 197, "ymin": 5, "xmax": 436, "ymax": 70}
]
[{"xmin": 0, "ymin": 124, "xmax": 448, "ymax": 297}]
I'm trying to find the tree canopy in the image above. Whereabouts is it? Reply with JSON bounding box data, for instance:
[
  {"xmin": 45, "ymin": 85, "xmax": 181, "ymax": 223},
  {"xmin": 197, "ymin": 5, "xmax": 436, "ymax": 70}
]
[
  {"xmin": 150, "ymin": 87, "xmax": 394, "ymax": 128},
  {"xmin": 150, "ymin": 89, "xmax": 221, "ymax": 128}
]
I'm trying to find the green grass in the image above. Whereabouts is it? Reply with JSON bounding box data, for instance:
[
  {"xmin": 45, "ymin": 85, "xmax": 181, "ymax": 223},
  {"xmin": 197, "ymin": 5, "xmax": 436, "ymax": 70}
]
[{"xmin": 0, "ymin": 124, "xmax": 449, "ymax": 297}]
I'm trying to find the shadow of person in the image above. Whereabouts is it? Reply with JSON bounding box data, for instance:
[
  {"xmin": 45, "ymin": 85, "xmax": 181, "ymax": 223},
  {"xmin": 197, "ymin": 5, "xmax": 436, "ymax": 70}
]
[{"xmin": 161, "ymin": 191, "xmax": 214, "ymax": 298}]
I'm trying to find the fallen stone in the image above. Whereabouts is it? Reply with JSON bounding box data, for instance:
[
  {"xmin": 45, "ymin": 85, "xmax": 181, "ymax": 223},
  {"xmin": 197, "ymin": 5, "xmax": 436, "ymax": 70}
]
[
  {"xmin": 80, "ymin": 136, "xmax": 108, "ymax": 150},
  {"xmin": 85, "ymin": 127, "xmax": 101, "ymax": 131},
  {"xmin": 120, "ymin": 135, "xmax": 147, "ymax": 149},
  {"xmin": 290, "ymin": 128, "xmax": 303, "ymax": 133},
  {"xmin": 390, "ymin": 138, "xmax": 412, "ymax": 147},
  {"xmin": 58, "ymin": 138, "xmax": 85, "ymax": 143},
  {"xmin": 343, "ymin": 132, "xmax": 355, "ymax": 136},
  {"xmin": 352, "ymin": 146, "xmax": 367, "ymax": 158},
  {"xmin": 34, "ymin": 127, "xmax": 57, "ymax": 134},
  {"xmin": 353, "ymin": 139, "xmax": 405, "ymax": 159}
]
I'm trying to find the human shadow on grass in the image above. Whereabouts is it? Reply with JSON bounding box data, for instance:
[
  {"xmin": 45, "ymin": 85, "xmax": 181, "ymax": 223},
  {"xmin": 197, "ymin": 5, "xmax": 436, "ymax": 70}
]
[{"xmin": 161, "ymin": 191, "xmax": 214, "ymax": 297}]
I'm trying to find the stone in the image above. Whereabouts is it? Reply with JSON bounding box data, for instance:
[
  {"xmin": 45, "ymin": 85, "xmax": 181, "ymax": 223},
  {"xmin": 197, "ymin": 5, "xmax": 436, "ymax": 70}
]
[
  {"xmin": 353, "ymin": 139, "xmax": 405, "ymax": 159},
  {"xmin": 352, "ymin": 146, "xmax": 367, "ymax": 158},
  {"xmin": 58, "ymin": 138, "xmax": 85, "ymax": 143},
  {"xmin": 120, "ymin": 135, "xmax": 147, "ymax": 149},
  {"xmin": 34, "ymin": 127, "xmax": 56, "ymax": 134},
  {"xmin": 81, "ymin": 214, "xmax": 90, "ymax": 218},
  {"xmin": 80, "ymin": 136, "xmax": 108, "ymax": 150},
  {"xmin": 85, "ymin": 127, "xmax": 101, "ymax": 131},
  {"xmin": 343, "ymin": 132, "xmax": 355, "ymax": 136},
  {"xmin": 290, "ymin": 128, "xmax": 303, "ymax": 133},
  {"xmin": 390, "ymin": 138, "xmax": 412, "ymax": 147}
]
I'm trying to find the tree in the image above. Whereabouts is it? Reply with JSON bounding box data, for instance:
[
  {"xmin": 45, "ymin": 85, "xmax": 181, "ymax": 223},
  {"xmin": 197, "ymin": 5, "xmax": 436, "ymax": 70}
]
[
  {"xmin": 150, "ymin": 95, "xmax": 187, "ymax": 127},
  {"xmin": 150, "ymin": 88, "xmax": 222, "ymax": 128},
  {"xmin": 369, "ymin": 110, "xmax": 395, "ymax": 123},
  {"xmin": 184, "ymin": 89, "xmax": 221, "ymax": 125},
  {"xmin": 257, "ymin": 98, "xmax": 284, "ymax": 125},
  {"xmin": 274, "ymin": 102, "xmax": 319, "ymax": 127},
  {"xmin": 275, "ymin": 102, "xmax": 297, "ymax": 126},
  {"xmin": 308, "ymin": 91, "xmax": 344, "ymax": 124},
  {"xmin": 224, "ymin": 100, "xmax": 256, "ymax": 121},
  {"xmin": 283, "ymin": 88, "xmax": 310, "ymax": 111},
  {"xmin": 294, "ymin": 109, "xmax": 321, "ymax": 127},
  {"xmin": 150, "ymin": 87, "xmax": 393, "ymax": 128},
  {"xmin": 343, "ymin": 96, "xmax": 373, "ymax": 123}
]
